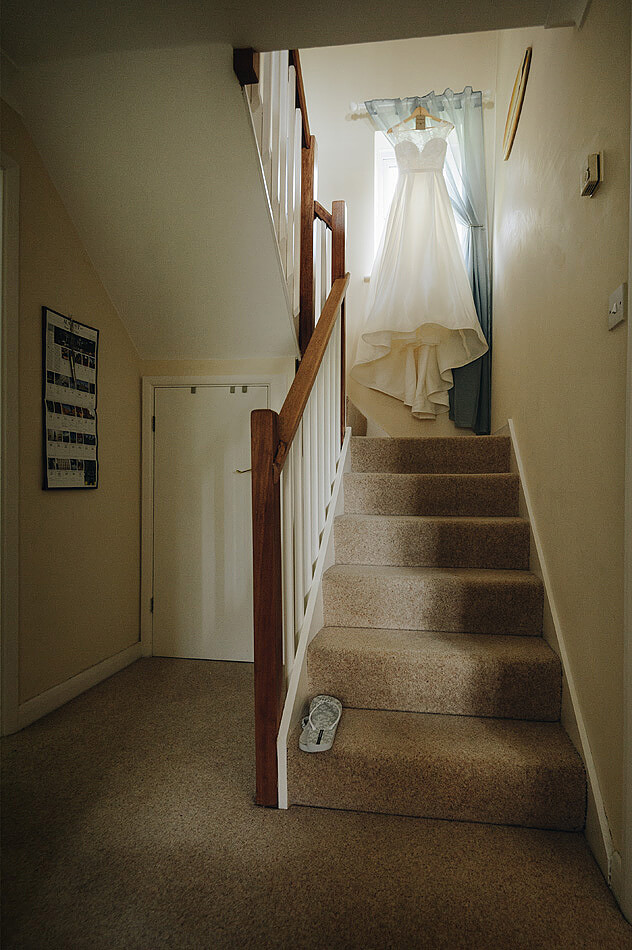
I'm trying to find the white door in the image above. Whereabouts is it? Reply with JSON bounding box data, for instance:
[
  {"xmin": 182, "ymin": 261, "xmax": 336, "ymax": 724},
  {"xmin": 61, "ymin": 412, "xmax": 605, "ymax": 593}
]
[{"xmin": 152, "ymin": 384, "xmax": 268, "ymax": 660}]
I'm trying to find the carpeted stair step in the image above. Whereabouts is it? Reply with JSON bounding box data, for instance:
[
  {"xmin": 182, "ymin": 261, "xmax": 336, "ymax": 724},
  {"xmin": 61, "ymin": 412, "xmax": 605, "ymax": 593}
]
[
  {"xmin": 307, "ymin": 627, "xmax": 561, "ymax": 720},
  {"xmin": 334, "ymin": 514, "xmax": 530, "ymax": 570},
  {"xmin": 322, "ymin": 564, "xmax": 543, "ymax": 635},
  {"xmin": 350, "ymin": 435, "xmax": 511, "ymax": 474},
  {"xmin": 344, "ymin": 472, "xmax": 519, "ymax": 517},
  {"xmin": 287, "ymin": 708, "xmax": 585, "ymax": 831}
]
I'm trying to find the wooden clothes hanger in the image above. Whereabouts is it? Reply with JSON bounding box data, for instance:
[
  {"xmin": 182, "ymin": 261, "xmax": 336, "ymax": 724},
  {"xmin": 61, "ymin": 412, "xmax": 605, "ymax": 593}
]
[{"xmin": 387, "ymin": 105, "xmax": 444, "ymax": 134}]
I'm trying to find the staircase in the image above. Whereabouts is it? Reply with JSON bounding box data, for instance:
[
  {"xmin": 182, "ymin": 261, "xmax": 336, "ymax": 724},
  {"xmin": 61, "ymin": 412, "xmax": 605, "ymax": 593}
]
[{"xmin": 287, "ymin": 435, "xmax": 586, "ymax": 831}]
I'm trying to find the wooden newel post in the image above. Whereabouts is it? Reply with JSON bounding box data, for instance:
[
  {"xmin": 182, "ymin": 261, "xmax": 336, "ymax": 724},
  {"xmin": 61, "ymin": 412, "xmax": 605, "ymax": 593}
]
[
  {"xmin": 331, "ymin": 200, "xmax": 347, "ymax": 445},
  {"xmin": 299, "ymin": 136, "xmax": 317, "ymax": 356},
  {"xmin": 250, "ymin": 408, "xmax": 284, "ymax": 807}
]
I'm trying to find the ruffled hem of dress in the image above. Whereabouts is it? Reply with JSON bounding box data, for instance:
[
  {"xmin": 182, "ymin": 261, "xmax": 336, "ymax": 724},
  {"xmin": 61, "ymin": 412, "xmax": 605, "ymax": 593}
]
[{"xmin": 350, "ymin": 324, "xmax": 488, "ymax": 420}]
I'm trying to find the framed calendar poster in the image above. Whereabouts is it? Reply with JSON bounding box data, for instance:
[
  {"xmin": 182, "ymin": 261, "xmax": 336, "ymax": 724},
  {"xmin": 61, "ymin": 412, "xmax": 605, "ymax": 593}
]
[{"xmin": 42, "ymin": 307, "xmax": 99, "ymax": 489}]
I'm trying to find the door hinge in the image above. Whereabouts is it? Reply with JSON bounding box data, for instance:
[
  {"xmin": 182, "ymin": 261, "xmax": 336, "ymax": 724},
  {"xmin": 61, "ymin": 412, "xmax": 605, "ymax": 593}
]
[
  {"xmin": 152, "ymin": 415, "xmax": 155, "ymax": 432},
  {"xmin": 150, "ymin": 596, "xmax": 154, "ymax": 613}
]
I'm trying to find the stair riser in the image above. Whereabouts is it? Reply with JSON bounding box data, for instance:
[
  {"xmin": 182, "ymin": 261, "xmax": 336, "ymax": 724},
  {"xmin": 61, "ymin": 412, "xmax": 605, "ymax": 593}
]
[
  {"xmin": 345, "ymin": 474, "xmax": 519, "ymax": 517},
  {"xmin": 289, "ymin": 752, "xmax": 585, "ymax": 832},
  {"xmin": 307, "ymin": 649, "xmax": 561, "ymax": 720},
  {"xmin": 323, "ymin": 574, "xmax": 543, "ymax": 635},
  {"xmin": 334, "ymin": 519, "xmax": 530, "ymax": 570},
  {"xmin": 350, "ymin": 437, "xmax": 511, "ymax": 474}
]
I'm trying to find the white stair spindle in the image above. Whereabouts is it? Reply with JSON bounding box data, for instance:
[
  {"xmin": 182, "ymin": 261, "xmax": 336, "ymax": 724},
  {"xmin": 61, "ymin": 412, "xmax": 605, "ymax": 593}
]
[
  {"xmin": 293, "ymin": 418, "xmax": 305, "ymax": 632},
  {"xmin": 314, "ymin": 219, "xmax": 322, "ymax": 324},
  {"xmin": 323, "ymin": 339, "xmax": 332, "ymax": 496},
  {"xmin": 260, "ymin": 53, "xmax": 273, "ymax": 193},
  {"xmin": 286, "ymin": 65, "xmax": 297, "ymax": 293},
  {"xmin": 309, "ymin": 383, "xmax": 320, "ymax": 565},
  {"xmin": 330, "ymin": 326, "xmax": 338, "ymax": 482},
  {"xmin": 277, "ymin": 50, "xmax": 289, "ymax": 269},
  {"xmin": 270, "ymin": 51, "xmax": 281, "ymax": 232},
  {"xmin": 302, "ymin": 396, "xmax": 313, "ymax": 592},
  {"xmin": 320, "ymin": 221, "xmax": 328, "ymax": 314},
  {"xmin": 282, "ymin": 440, "xmax": 295, "ymax": 675},
  {"xmin": 334, "ymin": 318, "xmax": 341, "ymax": 461},
  {"xmin": 326, "ymin": 227, "xmax": 332, "ymax": 298},
  {"xmin": 293, "ymin": 111, "xmax": 302, "ymax": 317},
  {"xmin": 317, "ymin": 366, "xmax": 326, "ymax": 535}
]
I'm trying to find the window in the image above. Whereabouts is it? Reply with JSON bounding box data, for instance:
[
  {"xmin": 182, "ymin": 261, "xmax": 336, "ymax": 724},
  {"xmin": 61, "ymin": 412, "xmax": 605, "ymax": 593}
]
[{"xmin": 373, "ymin": 131, "xmax": 469, "ymax": 264}]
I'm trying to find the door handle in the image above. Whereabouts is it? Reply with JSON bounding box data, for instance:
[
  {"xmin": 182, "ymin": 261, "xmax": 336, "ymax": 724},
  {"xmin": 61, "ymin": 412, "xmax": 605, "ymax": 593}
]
[{"xmin": 234, "ymin": 468, "xmax": 252, "ymax": 474}]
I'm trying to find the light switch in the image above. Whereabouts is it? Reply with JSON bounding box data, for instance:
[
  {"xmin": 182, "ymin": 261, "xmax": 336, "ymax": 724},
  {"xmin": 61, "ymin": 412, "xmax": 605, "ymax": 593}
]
[{"xmin": 608, "ymin": 283, "xmax": 627, "ymax": 330}]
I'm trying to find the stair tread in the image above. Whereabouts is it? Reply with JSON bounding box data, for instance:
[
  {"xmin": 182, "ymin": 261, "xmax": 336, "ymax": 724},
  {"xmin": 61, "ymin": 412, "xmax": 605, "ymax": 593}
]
[
  {"xmin": 336, "ymin": 513, "xmax": 528, "ymax": 525},
  {"xmin": 326, "ymin": 563, "xmax": 541, "ymax": 585},
  {"xmin": 350, "ymin": 436, "xmax": 511, "ymax": 474},
  {"xmin": 346, "ymin": 471, "xmax": 518, "ymax": 480},
  {"xmin": 297, "ymin": 708, "xmax": 583, "ymax": 774},
  {"xmin": 292, "ymin": 706, "xmax": 579, "ymax": 766},
  {"xmin": 311, "ymin": 625, "xmax": 556, "ymax": 662},
  {"xmin": 288, "ymin": 708, "xmax": 585, "ymax": 830},
  {"xmin": 308, "ymin": 627, "xmax": 561, "ymax": 720}
]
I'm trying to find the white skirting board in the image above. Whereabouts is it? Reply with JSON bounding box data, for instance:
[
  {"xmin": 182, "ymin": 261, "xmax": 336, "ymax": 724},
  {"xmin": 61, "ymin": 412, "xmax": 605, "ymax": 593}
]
[
  {"xmin": 16, "ymin": 642, "xmax": 142, "ymax": 731},
  {"xmin": 277, "ymin": 427, "xmax": 352, "ymax": 809},
  {"xmin": 502, "ymin": 419, "xmax": 619, "ymax": 889}
]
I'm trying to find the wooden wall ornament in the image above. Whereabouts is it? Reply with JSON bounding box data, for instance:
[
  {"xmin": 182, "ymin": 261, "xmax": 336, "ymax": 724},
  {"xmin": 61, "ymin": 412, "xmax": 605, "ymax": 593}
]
[{"xmin": 503, "ymin": 47, "xmax": 532, "ymax": 161}]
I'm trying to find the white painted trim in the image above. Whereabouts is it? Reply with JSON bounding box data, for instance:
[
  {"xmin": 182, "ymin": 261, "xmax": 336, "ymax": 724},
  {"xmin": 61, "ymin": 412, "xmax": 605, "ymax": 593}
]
[
  {"xmin": 619, "ymin": 35, "xmax": 632, "ymax": 922},
  {"xmin": 277, "ymin": 427, "xmax": 352, "ymax": 809},
  {"xmin": 1, "ymin": 154, "xmax": 20, "ymax": 736},
  {"xmin": 17, "ymin": 643, "xmax": 141, "ymax": 730},
  {"xmin": 507, "ymin": 418, "xmax": 614, "ymax": 871},
  {"xmin": 242, "ymin": 88, "xmax": 300, "ymax": 358},
  {"xmin": 141, "ymin": 373, "xmax": 293, "ymax": 657}
]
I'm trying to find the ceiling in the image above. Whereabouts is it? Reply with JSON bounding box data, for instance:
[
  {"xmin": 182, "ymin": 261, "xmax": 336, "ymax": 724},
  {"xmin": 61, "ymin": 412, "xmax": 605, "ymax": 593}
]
[{"xmin": 3, "ymin": 0, "xmax": 570, "ymax": 66}]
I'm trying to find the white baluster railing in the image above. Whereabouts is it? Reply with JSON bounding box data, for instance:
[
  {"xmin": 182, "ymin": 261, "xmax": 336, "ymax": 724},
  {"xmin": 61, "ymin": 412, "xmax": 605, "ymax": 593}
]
[
  {"xmin": 246, "ymin": 51, "xmax": 303, "ymax": 320},
  {"xmin": 279, "ymin": 299, "xmax": 344, "ymax": 675}
]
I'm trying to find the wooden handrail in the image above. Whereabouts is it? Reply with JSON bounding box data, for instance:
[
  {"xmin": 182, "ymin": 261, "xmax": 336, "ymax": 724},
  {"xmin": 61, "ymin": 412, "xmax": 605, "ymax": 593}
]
[
  {"xmin": 314, "ymin": 201, "xmax": 332, "ymax": 229},
  {"xmin": 289, "ymin": 49, "xmax": 310, "ymax": 148},
  {"xmin": 274, "ymin": 274, "xmax": 349, "ymax": 479}
]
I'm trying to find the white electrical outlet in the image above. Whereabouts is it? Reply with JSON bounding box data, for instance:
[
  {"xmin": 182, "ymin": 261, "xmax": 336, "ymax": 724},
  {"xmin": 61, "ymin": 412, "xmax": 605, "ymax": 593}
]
[{"xmin": 608, "ymin": 283, "xmax": 627, "ymax": 330}]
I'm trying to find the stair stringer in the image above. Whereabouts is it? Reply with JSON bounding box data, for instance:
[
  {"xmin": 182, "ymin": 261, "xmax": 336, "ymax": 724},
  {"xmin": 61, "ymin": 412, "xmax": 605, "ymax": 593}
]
[
  {"xmin": 501, "ymin": 418, "xmax": 618, "ymax": 886},
  {"xmin": 277, "ymin": 427, "xmax": 352, "ymax": 809}
]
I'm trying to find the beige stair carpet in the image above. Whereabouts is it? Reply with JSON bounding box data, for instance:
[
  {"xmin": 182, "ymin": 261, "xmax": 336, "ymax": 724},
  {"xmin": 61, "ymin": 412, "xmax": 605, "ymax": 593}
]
[{"xmin": 289, "ymin": 435, "xmax": 586, "ymax": 834}]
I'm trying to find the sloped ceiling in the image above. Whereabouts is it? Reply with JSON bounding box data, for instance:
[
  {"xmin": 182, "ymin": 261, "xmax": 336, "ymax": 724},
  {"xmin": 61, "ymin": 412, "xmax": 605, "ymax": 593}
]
[
  {"xmin": 4, "ymin": 0, "xmax": 555, "ymax": 66},
  {"xmin": 9, "ymin": 44, "xmax": 298, "ymax": 360}
]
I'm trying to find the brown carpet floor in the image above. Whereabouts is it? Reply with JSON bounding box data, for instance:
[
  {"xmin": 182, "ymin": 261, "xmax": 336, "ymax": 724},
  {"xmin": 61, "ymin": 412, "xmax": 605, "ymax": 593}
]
[{"xmin": 2, "ymin": 658, "xmax": 631, "ymax": 949}]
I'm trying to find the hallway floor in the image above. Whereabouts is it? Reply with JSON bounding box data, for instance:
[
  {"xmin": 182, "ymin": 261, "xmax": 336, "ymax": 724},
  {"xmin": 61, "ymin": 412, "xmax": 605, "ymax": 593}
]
[{"xmin": 2, "ymin": 658, "xmax": 631, "ymax": 949}]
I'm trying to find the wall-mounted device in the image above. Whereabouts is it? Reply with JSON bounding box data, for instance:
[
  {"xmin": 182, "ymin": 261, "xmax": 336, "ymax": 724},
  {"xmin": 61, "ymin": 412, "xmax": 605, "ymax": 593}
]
[
  {"xmin": 580, "ymin": 152, "xmax": 602, "ymax": 197},
  {"xmin": 608, "ymin": 283, "xmax": 627, "ymax": 330}
]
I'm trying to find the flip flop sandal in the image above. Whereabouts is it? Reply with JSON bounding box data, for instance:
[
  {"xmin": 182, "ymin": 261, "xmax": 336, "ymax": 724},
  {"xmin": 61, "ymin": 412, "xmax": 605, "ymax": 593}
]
[{"xmin": 299, "ymin": 695, "xmax": 342, "ymax": 753}]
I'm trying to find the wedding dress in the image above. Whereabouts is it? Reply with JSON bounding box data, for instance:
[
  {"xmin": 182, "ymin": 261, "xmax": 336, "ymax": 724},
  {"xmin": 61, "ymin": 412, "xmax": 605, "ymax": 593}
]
[{"xmin": 351, "ymin": 120, "xmax": 488, "ymax": 419}]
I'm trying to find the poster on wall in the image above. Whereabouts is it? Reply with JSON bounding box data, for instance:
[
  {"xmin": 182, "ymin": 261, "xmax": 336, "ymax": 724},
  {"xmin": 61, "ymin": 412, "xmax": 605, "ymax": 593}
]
[{"xmin": 42, "ymin": 307, "xmax": 99, "ymax": 489}]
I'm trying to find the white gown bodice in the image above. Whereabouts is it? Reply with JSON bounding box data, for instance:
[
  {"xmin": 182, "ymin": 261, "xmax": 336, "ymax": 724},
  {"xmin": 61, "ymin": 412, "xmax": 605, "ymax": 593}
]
[{"xmin": 392, "ymin": 124, "xmax": 451, "ymax": 173}]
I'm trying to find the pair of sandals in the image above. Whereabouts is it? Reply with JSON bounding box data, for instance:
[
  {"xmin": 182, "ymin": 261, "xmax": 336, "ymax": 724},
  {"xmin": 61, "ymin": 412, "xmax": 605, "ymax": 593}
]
[{"xmin": 299, "ymin": 695, "xmax": 342, "ymax": 753}]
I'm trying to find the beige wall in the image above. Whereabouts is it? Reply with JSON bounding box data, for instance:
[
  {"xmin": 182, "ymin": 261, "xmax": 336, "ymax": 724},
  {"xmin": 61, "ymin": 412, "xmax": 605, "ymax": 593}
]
[
  {"xmin": 492, "ymin": 3, "xmax": 630, "ymax": 847},
  {"xmin": 301, "ymin": 33, "xmax": 498, "ymax": 435},
  {"xmin": 2, "ymin": 101, "xmax": 142, "ymax": 703}
]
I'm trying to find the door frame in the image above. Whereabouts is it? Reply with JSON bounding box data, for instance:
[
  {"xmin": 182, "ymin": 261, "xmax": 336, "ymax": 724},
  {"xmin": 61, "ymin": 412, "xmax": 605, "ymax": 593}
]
[
  {"xmin": 1, "ymin": 153, "xmax": 20, "ymax": 735},
  {"xmin": 141, "ymin": 374, "xmax": 290, "ymax": 657}
]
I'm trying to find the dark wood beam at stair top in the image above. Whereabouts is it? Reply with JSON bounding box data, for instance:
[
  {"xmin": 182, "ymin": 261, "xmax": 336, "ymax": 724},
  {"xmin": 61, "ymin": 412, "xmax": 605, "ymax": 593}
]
[{"xmin": 233, "ymin": 48, "xmax": 260, "ymax": 86}]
